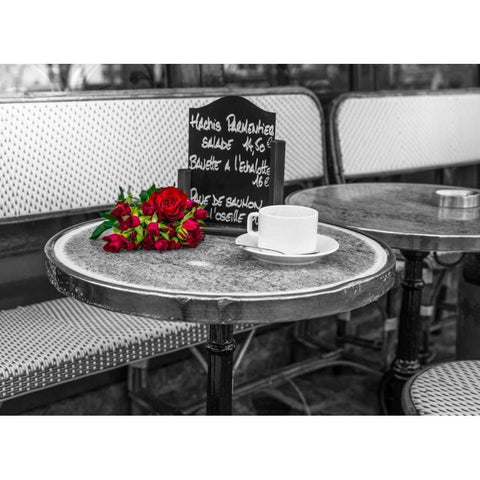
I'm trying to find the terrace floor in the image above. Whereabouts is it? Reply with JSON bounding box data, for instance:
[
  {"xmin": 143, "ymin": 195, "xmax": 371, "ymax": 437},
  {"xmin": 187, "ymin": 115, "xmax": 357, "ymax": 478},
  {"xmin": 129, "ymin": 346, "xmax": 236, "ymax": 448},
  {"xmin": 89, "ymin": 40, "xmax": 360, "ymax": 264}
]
[{"xmin": 238, "ymin": 318, "xmax": 456, "ymax": 415}]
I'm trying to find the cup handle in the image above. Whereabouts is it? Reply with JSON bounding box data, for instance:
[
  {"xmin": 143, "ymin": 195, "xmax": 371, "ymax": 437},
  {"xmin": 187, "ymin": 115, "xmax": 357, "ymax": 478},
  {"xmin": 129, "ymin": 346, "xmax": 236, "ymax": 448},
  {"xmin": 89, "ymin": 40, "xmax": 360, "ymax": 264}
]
[{"xmin": 247, "ymin": 212, "xmax": 259, "ymax": 237}]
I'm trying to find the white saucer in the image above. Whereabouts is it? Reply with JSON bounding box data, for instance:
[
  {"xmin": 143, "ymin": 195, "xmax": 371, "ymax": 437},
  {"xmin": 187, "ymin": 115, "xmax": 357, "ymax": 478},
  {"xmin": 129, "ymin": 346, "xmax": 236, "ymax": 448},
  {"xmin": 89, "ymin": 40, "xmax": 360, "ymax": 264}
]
[{"xmin": 235, "ymin": 233, "xmax": 339, "ymax": 265}]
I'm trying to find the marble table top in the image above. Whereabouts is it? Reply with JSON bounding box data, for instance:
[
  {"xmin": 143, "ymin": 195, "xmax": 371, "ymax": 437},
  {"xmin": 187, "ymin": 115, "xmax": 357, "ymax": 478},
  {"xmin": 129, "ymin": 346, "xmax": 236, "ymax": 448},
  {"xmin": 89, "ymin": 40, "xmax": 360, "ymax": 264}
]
[
  {"xmin": 45, "ymin": 219, "xmax": 395, "ymax": 324},
  {"xmin": 287, "ymin": 183, "xmax": 480, "ymax": 252}
]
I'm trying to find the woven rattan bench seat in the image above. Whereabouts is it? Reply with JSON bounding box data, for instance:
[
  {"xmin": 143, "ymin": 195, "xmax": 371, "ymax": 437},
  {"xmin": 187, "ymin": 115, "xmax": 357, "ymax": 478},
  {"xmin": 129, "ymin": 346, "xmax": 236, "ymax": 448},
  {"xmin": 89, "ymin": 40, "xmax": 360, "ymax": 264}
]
[
  {"xmin": 0, "ymin": 297, "xmax": 251, "ymax": 402},
  {"xmin": 402, "ymin": 361, "xmax": 480, "ymax": 415}
]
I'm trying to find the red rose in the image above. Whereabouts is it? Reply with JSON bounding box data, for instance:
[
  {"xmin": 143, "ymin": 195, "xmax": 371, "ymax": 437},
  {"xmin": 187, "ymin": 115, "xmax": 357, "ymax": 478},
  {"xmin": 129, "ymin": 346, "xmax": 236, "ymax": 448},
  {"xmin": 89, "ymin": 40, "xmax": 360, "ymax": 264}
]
[
  {"xmin": 194, "ymin": 208, "xmax": 209, "ymax": 220},
  {"xmin": 153, "ymin": 187, "xmax": 188, "ymax": 221},
  {"xmin": 141, "ymin": 199, "xmax": 156, "ymax": 216},
  {"xmin": 186, "ymin": 199, "xmax": 198, "ymax": 210},
  {"xmin": 119, "ymin": 215, "xmax": 141, "ymax": 231},
  {"xmin": 103, "ymin": 234, "xmax": 128, "ymax": 253},
  {"xmin": 111, "ymin": 202, "xmax": 131, "ymax": 219},
  {"xmin": 147, "ymin": 222, "xmax": 160, "ymax": 236},
  {"xmin": 142, "ymin": 234, "xmax": 156, "ymax": 250},
  {"xmin": 169, "ymin": 239, "xmax": 182, "ymax": 250},
  {"xmin": 185, "ymin": 228, "xmax": 203, "ymax": 248},
  {"xmin": 182, "ymin": 218, "xmax": 199, "ymax": 231},
  {"xmin": 154, "ymin": 238, "xmax": 170, "ymax": 251}
]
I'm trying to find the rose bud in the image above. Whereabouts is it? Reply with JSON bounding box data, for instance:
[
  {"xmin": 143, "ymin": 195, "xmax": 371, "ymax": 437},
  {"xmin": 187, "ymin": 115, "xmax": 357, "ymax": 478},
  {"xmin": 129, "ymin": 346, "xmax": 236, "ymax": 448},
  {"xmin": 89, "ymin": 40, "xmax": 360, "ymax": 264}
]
[
  {"xmin": 124, "ymin": 240, "xmax": 136, "ymax": 251},
  {"xmin": 141, "ymin": 199, "xmax": 156, "ymax": 217},
  {"xmin": 154, "ymin": 238, "xmax": 170, "ymax": 251},
  {"xmin": 182, "ymin": 218, "xmax": 199, "ymax": 231},
  {"xmin": 185, "ymin": 228, "xmax": 203, "ymax": 248},
  {"xmin": 119, "ymin": 215, "xmax": 141, "ymax": 231},
  {"xmin": 111, "ymin": 202, "xmax": 131, "ymax": 218},
  {"xmin": 194, "ymin": 208, "xmax": 209, "ymax": 220},
  {"xmin": 186, "ymin": 200, "xmax": 198, "ymax": 209},
  {"xmin": 142, "ymin": 234, "xmax": 155, "ymax": 250},
  {"xmin": 147, "ymin": 222, "xmax": 160, "ymax": 236},
  {"xmin": 103, "ymin": 234, "xmax": 128, "ymax": 253},
  {"xmin": 130, "ymin": 216, "xmax": 140, "ymax": 228},
  {"xmin": 118, "ymin": 220, "xmax": 129, "ymax": 231},
  {"xmin": 169, "ymin": 239, "xmax": 182, "ymax": 250}
]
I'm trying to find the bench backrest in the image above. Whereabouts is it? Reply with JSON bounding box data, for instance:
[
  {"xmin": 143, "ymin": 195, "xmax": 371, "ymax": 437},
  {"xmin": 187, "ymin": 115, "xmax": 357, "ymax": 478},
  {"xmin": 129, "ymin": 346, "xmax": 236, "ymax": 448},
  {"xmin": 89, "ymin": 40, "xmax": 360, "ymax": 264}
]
[
  {"xmin": 0, "ymin": 86, "xmax": 325, "ymax": 220},
  {"xmin": 329, "ymin": 89, "xmax": 480, "ymax": 183}
]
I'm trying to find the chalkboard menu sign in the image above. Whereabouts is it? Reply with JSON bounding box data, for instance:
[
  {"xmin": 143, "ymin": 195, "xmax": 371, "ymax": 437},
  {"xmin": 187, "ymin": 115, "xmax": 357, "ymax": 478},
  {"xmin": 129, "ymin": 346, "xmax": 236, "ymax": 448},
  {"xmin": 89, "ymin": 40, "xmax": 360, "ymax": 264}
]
[{"xmin": 187, "ymin": 96, "xmax": 279, "ymax": 228}]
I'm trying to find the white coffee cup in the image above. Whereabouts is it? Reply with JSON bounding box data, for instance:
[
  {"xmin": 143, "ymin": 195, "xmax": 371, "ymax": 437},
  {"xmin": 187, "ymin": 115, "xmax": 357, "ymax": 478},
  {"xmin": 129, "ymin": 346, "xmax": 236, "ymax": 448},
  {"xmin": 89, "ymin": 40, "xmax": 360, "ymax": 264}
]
[{"xmin": 247, "ymin": 205, "xmax": 319, "ymax": 254}]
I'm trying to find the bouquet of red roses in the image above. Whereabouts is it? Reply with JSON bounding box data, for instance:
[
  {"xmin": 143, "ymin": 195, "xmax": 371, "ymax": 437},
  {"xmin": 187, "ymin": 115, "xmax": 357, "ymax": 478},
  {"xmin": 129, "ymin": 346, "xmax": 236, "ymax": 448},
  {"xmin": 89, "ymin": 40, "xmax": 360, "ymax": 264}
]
[{"xmin": 91, "ymin": 185, "xmax": 208, "ymax": 253}]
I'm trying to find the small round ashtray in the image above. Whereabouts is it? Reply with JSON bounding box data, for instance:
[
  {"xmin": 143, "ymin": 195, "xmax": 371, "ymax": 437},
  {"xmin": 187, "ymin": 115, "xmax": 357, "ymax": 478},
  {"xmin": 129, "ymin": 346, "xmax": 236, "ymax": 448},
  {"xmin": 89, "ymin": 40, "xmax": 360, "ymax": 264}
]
[{"xmin": 433, "ymin": 189, "xmax": 480, "ymax": 209}]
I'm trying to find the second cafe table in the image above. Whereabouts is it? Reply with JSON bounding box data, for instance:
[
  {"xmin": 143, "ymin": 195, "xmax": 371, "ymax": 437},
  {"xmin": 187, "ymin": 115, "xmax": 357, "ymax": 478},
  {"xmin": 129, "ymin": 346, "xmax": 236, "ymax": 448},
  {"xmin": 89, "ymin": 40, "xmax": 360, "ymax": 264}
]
[
  {"xmin": 45, "ymin": 218, "xmax": 395, "ymax": 415},
  {"xmin": 286, "ymin": 182, "xmax": 480, "ymax": 413}
]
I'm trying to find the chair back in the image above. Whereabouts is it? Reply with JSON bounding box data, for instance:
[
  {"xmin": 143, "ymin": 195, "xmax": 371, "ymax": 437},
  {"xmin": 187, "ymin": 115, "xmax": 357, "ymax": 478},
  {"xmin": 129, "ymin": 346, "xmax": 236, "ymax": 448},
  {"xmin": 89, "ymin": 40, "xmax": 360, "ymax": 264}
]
[
  {"xmin": 329, "ymin": 90, "xmax": 480, "ymax": 183},
  {"xmin": 0, "ymin": 86, "xmax": 325, "ymax": 219}
]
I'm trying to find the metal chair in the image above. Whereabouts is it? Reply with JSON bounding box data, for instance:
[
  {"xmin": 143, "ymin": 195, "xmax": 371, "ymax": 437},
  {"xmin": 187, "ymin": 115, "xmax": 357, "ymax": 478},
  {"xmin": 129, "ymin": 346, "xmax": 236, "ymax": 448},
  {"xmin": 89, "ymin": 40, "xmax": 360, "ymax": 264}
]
[
  {"xmin": 328, "ymin": 89, "xmax": 480, "ymax": 369},
  {"xmin": 329, "ymin": 89, "xmax": 480, "ymax": 184},
  {"xmin": 402, "ymin": 360, "xmax": 480, "ymax": 415}
]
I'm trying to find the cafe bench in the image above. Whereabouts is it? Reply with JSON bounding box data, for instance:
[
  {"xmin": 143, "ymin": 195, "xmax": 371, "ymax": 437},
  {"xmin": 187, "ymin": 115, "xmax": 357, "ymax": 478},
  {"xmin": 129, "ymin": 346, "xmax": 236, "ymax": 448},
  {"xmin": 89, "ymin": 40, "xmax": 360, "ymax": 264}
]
[
  {"xmin": 0, "ymin": 86, "xmax": 326, "ymax": 411},
  {"xmin": 0, "ymin": 298, "xmax": 216, "ymax": 404}
]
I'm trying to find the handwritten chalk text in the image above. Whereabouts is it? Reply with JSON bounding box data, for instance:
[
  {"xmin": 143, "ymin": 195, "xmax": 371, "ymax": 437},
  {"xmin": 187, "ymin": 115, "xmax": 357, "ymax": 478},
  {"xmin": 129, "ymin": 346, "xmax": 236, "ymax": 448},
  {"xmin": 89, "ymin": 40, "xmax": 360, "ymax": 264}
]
[
  {"xmin": 190, "ymin": 113, "xmax": 222, "ymax": 132},
  {"xmin": 201, "ymin": 136, "xmax": 234, "ymax": 151},
  {"xmin": 226, "ymin": 114, "xmax": 275, "ymax": 136},
  {"xmin": 189, "ymin": 154, "xmax": 222, "ymax": 171},
  {"xmin": 234, "ymin": 155, "xmax": 270, "ymax": 175}
]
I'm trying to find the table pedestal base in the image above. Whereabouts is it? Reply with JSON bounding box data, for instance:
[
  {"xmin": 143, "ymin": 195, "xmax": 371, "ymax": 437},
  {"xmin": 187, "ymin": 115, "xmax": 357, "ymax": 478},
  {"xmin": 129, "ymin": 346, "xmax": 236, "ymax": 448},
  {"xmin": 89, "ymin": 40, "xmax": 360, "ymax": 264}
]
[
  {"xmin": 380, "ymin": 249, "xmax": 429, "ymax": 414},
  {"xmin": 206, "ymin": 324, "xmax": 236, "ymax": 415}
]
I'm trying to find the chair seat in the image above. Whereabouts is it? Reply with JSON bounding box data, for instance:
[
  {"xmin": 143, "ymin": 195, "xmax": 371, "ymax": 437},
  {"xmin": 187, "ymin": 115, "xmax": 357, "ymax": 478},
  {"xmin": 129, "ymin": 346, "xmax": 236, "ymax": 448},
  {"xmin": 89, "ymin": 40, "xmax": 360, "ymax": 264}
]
[
  {"xmin": 0, "ymin": 298, "xmax": 252, "ymax": 402},
  {"xmin": 402, "ymin": 360, "xmax": 480, "ymax": 415}
]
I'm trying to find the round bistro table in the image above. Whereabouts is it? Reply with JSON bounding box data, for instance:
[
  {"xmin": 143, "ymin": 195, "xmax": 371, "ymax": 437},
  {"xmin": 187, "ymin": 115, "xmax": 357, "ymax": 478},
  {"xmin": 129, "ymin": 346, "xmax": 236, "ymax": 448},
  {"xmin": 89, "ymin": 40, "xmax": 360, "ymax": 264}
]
[
  {"xmin": 45, "ymin": 219, "xmax": 395, "ymax": 415},
  {"xmin": 286, "ymin": 182, "xmax": 480, "ymax": 414}
]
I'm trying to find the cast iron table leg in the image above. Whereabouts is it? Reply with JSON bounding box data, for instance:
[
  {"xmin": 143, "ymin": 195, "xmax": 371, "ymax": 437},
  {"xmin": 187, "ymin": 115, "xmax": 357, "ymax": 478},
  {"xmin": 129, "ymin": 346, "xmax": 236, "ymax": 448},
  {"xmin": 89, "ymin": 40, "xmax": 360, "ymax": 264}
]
[
  {"xmin": 206, "ymin": 324, "xmax": 236, "ymax": 415},
  {"xmin": 380, "ymin": 249, "xmax": 429, "ymax": 414}
]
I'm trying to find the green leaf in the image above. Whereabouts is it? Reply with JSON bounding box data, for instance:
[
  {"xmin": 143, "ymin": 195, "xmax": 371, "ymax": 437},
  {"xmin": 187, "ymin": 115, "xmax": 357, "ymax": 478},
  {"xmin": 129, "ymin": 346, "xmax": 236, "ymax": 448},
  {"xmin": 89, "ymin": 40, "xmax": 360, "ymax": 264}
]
[
  {"xmin": 139, "ymin": 190, "xmax": 149, "ymax": 202},
  {"xmin": 135, "ymin": 225, "xmax": 144, "ymax": 235},
  {"xmin": 90, "ymin": 221, "xmax": 113, "ymax": 240},
  {"xmin": 118, "ymin": 186, "xmax": 126, "ymax": 202},
  {"xmin": 100, "ymin": 211, "xmax": 114, "ymax": 220},
  {"xmin": 147, "ymin": 184, "xmax": 157, "ymax": 196},
  {"xmin": 160, "ymin": 231, "xmax": 169, "ymax": 240}
]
